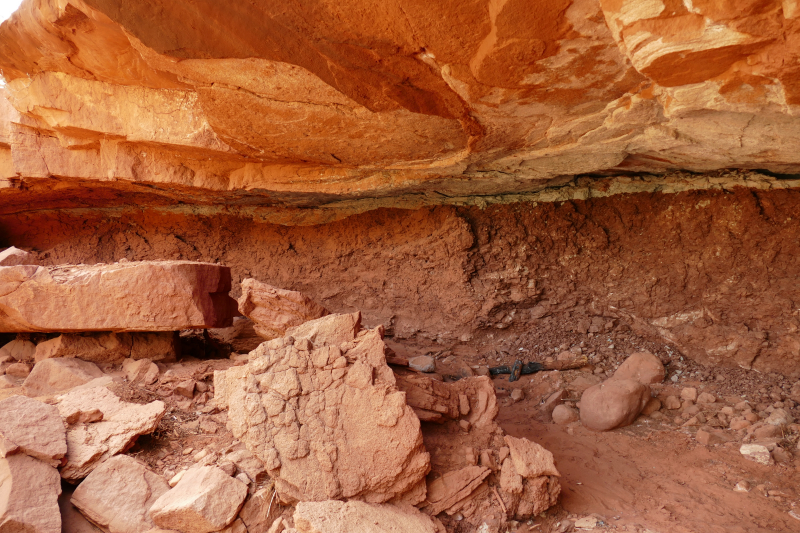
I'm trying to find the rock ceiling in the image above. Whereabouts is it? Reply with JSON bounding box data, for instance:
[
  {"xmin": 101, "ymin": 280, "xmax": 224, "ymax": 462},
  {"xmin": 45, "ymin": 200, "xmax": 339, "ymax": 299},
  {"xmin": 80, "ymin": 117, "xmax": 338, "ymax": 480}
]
[{"xmin": 1, "ymin": 0, "xmax": 800, "ymax": 215}]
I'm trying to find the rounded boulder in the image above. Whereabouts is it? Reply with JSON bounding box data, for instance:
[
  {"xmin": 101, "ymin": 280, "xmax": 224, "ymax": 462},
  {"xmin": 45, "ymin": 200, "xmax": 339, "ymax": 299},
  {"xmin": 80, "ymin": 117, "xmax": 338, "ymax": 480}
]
[
  {"xmin": 580, "ymin": 379, "xmax": 651, "ymax": 431},
  {"xmin": 612, "ymin": 351, "xmax": 665, "ymax": 384}
]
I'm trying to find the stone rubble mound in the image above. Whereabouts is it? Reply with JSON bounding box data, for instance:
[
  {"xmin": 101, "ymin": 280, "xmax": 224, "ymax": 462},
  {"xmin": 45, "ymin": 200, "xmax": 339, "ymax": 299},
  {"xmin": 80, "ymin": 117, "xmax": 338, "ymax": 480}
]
[{"xmin": 0, "ymin": 261, "xmax": 236, "ymax": 332}]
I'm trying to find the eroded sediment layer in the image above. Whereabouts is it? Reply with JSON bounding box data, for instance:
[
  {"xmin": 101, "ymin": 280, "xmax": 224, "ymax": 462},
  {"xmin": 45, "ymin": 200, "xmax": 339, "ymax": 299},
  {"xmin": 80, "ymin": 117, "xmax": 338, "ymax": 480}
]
[{"xmin": 3, "ymin": 185, "xmax": 799, "ymax": 376}]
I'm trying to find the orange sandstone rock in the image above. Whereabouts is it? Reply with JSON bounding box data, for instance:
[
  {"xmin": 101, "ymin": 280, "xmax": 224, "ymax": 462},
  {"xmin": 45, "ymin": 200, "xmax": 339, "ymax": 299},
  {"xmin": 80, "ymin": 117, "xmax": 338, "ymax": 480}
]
[
  {"xmin": 238, "ymin": 279, "xmax": 328, "ymax": 340},
  {"xmin": 0, "ymin": 261, "xmax": 236, "ymax": 332}
]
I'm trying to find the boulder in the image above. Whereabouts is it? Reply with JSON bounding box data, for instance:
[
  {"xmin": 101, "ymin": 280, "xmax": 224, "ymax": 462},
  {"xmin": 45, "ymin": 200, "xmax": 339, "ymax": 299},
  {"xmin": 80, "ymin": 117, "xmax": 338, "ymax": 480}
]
[
  {"xmin": 0, "ymin": 395, "xmax": 66, "ymax": 467},
  {"xmin": 36, "ymin": 333, "xmax": 177, "ymax": 364},
  {"xmin": 122, "ymin": 358, "xmax": 160, "ymax": 385},
  {"xmin": 149, "ymin": 466, "xmax": 248, "ymax": 533},
  {"xmin": 0, "ymin": 454, "xmax": 61, "ymax": 533},
  {"xmin": 0, "ymin": 261, "xmax": 236, "ymax": 332},
  {"xmin": 0, "ymin": 338, "xmax": 35, "ymax": 361},
  {"xmin": 71, "ymin": 455, "xmax": 170, "ymax": 533},
  {"xmin": 55, "ymin": 386, "xmax": 166, "ymax": 481},
  {"xmin": 238, "ymin": 279, "xmax": 328, "ymax": 340},
  {"xmin": 612, "ymin": 352, "xmax": 665, "ymax": 384},
  {"xmin": 22, "ymin": 358, "xmax": 105, "ymax": 397},
  {"xmin": 293, "ymin": 501, "xmax": 445, "ymax": 533},
  {"xmin": 0, "ymin": 247, "xmax": 37, "ymax": 267},
  {"xmin": 215, "ymin": 313, "xmax": 430, "ymax": 504},
  {"xmin": 580, "ymin": 379, "xmax": 651, "ymax": 431}
]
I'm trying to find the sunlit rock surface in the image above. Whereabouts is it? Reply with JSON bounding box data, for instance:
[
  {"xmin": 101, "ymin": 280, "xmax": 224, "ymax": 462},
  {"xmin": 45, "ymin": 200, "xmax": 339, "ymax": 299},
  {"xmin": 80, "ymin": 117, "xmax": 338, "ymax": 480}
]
[{"xmin": 1, "ymin": 0, "xmax": 800, "ymax": 217}]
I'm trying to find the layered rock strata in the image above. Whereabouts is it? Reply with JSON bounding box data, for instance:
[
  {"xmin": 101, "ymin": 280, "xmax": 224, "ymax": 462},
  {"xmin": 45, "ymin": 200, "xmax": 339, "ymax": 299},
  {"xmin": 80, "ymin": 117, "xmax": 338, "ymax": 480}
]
[
  {"xmin": 0, "ymin": 261, "xmax": 236, "ymax": 332},
  {"xmin": 1, "ymin": 0, "xmax": 800, "ymax": 212}
]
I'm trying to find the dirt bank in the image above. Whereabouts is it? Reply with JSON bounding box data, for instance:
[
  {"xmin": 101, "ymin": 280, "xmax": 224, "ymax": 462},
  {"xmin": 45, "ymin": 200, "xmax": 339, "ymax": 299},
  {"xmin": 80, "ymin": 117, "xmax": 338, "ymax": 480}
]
[{"xmin": 2, "ymin": 185, "xmax": 800, "ymax": 376}]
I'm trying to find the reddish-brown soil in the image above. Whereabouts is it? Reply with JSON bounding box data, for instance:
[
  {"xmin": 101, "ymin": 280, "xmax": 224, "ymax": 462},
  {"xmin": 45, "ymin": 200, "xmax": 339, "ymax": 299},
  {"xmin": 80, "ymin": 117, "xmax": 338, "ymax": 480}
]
[{"xmin": 4, "ymin": 187, "xmax": 800, "ymax": 376}]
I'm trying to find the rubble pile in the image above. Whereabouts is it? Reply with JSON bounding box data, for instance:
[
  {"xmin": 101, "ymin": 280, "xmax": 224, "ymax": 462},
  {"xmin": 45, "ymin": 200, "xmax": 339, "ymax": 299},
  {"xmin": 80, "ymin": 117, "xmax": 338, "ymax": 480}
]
[{"xmin": 0, "ymin": 262, "xmax": 562, "ymax": 532}]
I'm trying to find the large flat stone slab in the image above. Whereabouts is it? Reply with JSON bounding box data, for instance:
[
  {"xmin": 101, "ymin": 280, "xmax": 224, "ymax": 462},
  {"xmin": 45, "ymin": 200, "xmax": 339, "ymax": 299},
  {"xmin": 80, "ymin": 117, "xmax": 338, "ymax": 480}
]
[
  {"xmin": 0, "ymin": 261, "xmax": 236, "ymax": 332},
  {"xmin": 71, "ymin": 455, "xmax": 170, "ymax": 533},
  {"xmin": 56, "ymin": 386, "xmax": 166, "ymax": 482}
]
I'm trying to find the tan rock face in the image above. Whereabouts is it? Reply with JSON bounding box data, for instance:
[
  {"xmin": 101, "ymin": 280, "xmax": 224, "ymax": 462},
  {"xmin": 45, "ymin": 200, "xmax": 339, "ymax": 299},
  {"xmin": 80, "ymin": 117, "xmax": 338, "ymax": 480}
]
[
  {"xmin": 2, "ymin": 0, "xmax": 800, "ymax": 213},
  {"xmin": 0, "ymin": 454, "xmax": 62, "ymax": 533},
  {"xmin": 55, "ymin": 385, "xmax": 166, "ymax": 481},
  {"xmin": 71, "ymin": 455, "xmax": 170, "ymax": 533},
  {"xmin": 238, "ymin": 279, "xmax": 328, "ymax": 340},
  {"xmin": 293, "ymin": 501, "xmax": 445, "ymax": 533},
  {"xmin": 0, "ymin": 395, "xmax": 66, "ymax": 467},
  {"xmin": 148, "ymin": 466, "xmax": 248, "ymax": 533},
  {"xmin": 214, "ymin": 313, "xmax": 430, "ymax": 504},
  {"xmin": 0, "ymin": 261, "xmax": 235, "ymax": 333}
]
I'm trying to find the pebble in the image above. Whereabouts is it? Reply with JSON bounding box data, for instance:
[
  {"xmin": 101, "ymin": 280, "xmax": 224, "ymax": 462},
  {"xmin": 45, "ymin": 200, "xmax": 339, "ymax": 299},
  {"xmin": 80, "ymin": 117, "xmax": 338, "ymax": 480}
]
[
  {"xmin": 664, "ymin": 396, "xmax": 681, "ymax": 410},
  {"xmin": 552, "ymin": 405, "xmax": 579, "ymax": 425},
  {"xmin": 697, "ymin": 392, "xmax": 716, "ymax": 404},
  {"xmin": 740, "ymin": 443, "xmax": 772, "ymax": 465},
  {"xmin": 733, "ymin": 480, "xmax": 751, "ymax": 492},
  {"xmin": 510, "ymin": 389, "xmax": 524, "ymax": 402},
  {"xmin": 680, "ymin": 388, "xmax": 698, "ymax": 402},
  {"xmin": 573, "ymin": 516, "xmax": 598, "ymax": 529},
  {"xmin": 169, "ymin": 470, "xmax": 186, "ymax": 487},
  {"xmin": 409, "ymin": 356, "xmax": 436, "ymax": 373}
]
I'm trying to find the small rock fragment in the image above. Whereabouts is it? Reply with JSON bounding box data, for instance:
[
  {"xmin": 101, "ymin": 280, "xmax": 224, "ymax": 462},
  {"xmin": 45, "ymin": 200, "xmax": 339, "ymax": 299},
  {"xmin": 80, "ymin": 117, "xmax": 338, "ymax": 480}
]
[
  {"xmin": 409, "ymin": 355, "xmax": 436, "ymax": 373},
  {"xmin": 551, "ymin": 405, "xmax": 579, "ymax": 425},
  {"xmin": 740, "ymin": 443, "xmax": 772, "ymax": 465},
  {"xmin": 733, "ymin": 480, "xmax": 751, "ymax": 492},
  {"xmin": 56, "ymin": 386, "xmax": 167, "ymax": 481},
  {"xmin": 0, "ymin": 246, "xmax": 37, "ymax": 266},
  {"xmin": 149, "ymin": 466, "xmax": 248, "ymax": 533},
  {"xmin": 122, "ymin": 358, "xmax": 160, "ymax": 385},
  {"xmin": 510, "ymin": 388, "xmax": 524, "ymax": 402},
  {"xmin": 680, "ymin": 388, "xmax": 698, "ymax": 402},
  {"xmin": 641, "ymin": 397, "xmax": 661, "ymax": 416},
  {"xmin": 697, "ymin": 392, "xmax": 716, "ymax": 404},
  {"xmin": 663, "ymin": 396, "xmax": 681, "ymax": 410}
]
